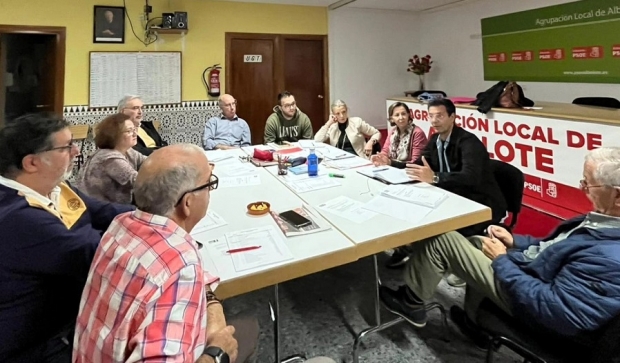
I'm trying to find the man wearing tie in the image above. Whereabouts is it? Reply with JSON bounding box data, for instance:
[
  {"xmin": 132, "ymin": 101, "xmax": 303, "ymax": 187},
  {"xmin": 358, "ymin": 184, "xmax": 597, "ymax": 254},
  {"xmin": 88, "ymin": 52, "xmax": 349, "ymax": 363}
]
[{"xmin": 386, "ymin": 99, "xmax": 506, "ymax": 270}]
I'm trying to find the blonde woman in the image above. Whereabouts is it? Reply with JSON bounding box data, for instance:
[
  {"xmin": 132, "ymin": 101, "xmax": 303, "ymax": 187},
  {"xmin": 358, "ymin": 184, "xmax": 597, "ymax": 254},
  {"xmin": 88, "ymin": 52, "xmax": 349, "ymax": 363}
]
[{"xmin": 314, "ymin": 100, "xmax": 381, "ymax": 158}]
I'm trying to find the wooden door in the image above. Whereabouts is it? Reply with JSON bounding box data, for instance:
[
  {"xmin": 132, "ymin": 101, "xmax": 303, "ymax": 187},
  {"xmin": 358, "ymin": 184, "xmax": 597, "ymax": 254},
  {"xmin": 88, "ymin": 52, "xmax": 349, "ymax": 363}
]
[
  {"xmin": 226, "ymin": 33, "xmax": 328, "ymax": 145},
  {"xmin": 226, "ymin": 34, "xmax": 278, "ymax": 145},
  {"xmin": 283, "ymin": 37, "xmax": 328, "ymax": 134}
]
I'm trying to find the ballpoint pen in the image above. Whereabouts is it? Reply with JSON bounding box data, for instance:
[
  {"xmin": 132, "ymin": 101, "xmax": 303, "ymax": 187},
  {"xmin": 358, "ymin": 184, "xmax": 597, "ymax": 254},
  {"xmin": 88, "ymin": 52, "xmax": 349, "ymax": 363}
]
[{"xmin": 226, "ymin": 246, "xmax": 262, "ymax": 254}]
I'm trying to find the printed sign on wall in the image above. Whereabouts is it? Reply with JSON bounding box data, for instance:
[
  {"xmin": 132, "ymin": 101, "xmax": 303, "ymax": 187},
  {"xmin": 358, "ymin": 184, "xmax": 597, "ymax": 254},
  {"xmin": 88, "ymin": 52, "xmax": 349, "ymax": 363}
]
[{"xmin": 481, "ymin": 0, "xmax": 620, "ymax": 83}]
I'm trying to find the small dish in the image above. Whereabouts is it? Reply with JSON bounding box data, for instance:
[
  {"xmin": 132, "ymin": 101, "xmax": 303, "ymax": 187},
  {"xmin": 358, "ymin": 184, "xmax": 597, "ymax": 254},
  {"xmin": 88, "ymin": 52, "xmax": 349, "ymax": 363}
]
[{"xmin": 247, "ymin": 201, "xmax": 271, "ymax": 216}]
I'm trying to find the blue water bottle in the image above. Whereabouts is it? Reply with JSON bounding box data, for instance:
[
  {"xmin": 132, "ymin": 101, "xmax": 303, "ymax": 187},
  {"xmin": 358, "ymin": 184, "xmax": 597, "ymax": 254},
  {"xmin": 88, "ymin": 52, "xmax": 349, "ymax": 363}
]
[{"xmin": 307, "ymin": 148, "xmax": 318, "ymax": 177}]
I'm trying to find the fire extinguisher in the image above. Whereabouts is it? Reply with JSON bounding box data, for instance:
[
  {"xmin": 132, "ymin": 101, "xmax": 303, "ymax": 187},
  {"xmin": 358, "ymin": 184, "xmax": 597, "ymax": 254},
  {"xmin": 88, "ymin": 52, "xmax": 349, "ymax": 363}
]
[{"xmin": 202, "ymin": 64, "xmax": 221, "ymax": 98}]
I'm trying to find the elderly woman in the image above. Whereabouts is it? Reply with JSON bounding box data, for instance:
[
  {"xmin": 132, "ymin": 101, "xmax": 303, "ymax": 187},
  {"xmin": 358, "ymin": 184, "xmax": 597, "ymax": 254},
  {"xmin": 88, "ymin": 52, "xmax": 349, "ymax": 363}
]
[
  {"xmin": 76, "ymin": 113, "xmax": 146, "ymax": 204},
  {"xmin": 371, "ymin": 101, "xmax": 428, "ymax": 168},
  {"xmin": 117, "ymin": 95, "xmax": 168, "ymax": 156},
  {"xmin": 314, "ymin": 100, "xmax": 381, "ymax": 158}
]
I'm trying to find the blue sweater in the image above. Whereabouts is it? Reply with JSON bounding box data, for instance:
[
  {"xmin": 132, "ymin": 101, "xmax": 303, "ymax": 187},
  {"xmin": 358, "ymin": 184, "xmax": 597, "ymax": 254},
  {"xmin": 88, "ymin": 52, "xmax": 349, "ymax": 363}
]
[
  {"xmin": 493, "ymin": 215, "xmax": 620, "ymax": 338},
  {"xmin": 0, "ymin": 183, "xmax": 133, "ymax": 362}
]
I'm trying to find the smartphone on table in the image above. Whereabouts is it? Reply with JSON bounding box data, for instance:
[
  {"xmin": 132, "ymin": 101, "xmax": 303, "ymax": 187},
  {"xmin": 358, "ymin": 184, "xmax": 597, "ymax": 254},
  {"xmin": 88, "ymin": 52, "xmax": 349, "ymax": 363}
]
[{"xmin": 279, "ymin": 210, "xmax": 312, "ymax": 228}]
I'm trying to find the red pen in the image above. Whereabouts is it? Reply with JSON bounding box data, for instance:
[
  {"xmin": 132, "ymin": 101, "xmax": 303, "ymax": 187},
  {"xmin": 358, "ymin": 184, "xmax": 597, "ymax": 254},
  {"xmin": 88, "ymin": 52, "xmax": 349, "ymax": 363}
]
[{"xmin": 226, "ymin": 246, "xmax": 262, "ymax": 254}]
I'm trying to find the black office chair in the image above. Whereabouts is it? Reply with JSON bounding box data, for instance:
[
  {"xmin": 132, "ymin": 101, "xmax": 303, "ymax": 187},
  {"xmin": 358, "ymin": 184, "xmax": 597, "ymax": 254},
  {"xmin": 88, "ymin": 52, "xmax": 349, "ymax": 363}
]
[
  {"xmin": 572, "ymin": 97, "xmax": 620, "ymax": 109},
  {"xmin": 490, "ymin": 159, "xmax": 524, "ymax": 229},
  {"xmin": 476, "ymin": 299, "xmax": 620, "ymax": 363}
]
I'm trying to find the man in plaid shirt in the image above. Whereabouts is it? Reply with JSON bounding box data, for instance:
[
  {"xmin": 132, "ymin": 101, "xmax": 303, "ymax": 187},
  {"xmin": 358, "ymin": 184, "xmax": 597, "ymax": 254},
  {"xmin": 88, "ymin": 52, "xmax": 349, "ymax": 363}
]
[{"xmin": 73, "ymin": 144, "xmax": 240, "ymax": 363}]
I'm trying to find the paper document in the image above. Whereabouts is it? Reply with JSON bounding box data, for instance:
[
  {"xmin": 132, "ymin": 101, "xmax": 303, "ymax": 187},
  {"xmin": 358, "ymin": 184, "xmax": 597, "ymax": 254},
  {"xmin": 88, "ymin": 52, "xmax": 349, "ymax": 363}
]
[
  {"xmin": 287, "ymin": 176, "xmax": 341, "ymax": 193},
  {"xmin": 220, "ymin": 174, "xmax": 261, "ymax": 188},
  {"xmin": 380, "ymin": 184, "xmax": 448, "ymax": 208},
  {"xmin": 191, "ymin": 210, "xmax": 228, "ymax": 235},
  {"xmin": 219, "ymin": 163, "xmax": 257, "ymax": 177},
  {"xmin": 357, "ymin": 165, "xmax": 411, "ymax": 184},
  {"xmin": 363, "ymin": 195, "xmax": 433, "ymax": 224},
  {"xmin": 205, "ymin": 149, "xmax": 234, "ymax": 163},
  {"xmin": 317, "ymin": 196, "xmax": 377, "ymax": 223},
  {"xmin": 324, "ymin": 157, "xmax": 372, "ymax": 170},
  {"xmin": 224, "ymin": 225, "xmax": 294, "ymax": 272},
  {"xmin": 317, "ymin": 148, "xmax": 355, "ymax": 160},
  {"xmin": 298, "ymin": 140, "xmax": 326, "ymax": 148}
]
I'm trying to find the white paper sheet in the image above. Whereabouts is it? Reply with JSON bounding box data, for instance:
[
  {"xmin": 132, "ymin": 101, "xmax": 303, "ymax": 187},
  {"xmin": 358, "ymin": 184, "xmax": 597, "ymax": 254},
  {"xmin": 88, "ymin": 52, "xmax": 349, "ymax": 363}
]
[
  {"xmin": 317, "ymin": 196, "xmax": 377, "ymax": 223},
  {"xmin": 356, "ymin": 165, "xmax": 411, "ymax": 184},
  {"xmin": 224, "ymin": 225, "xmax": 294, "ymax": 272},
  {"xmin": 205, "ymin": 149, "xmax": 234, "ymax": 163},
  {"xmin": 219, "ymin": 163, "xmax": 257, "ymax": 177},
  {"xmin": 287, "ymin": 176, "xmax": 341, "ymax": 193},
  {"xmin": 317, "ymin": 148, "xmax": 355, "ymax": 160},
  {"xmin": 298, "ymin": 140, "xmax": 326, "ymax": 148},
  {"xmin": 220, "ymin": 174, "xmax": 261, "ymax": 188},
  {"xmin": 362, "ymin": 195, "xmax": 433, "ymax": 224},
  {"xmin": 190, "ymin": 210, "xmax": 228, "ymax": 235},
  {"xmin": 380, "ymin": 184, "xmax": 448, "ymax": 208},
  {"xmin": 324, "ymin": 157, "xmax": 372, "ymax": 170}
]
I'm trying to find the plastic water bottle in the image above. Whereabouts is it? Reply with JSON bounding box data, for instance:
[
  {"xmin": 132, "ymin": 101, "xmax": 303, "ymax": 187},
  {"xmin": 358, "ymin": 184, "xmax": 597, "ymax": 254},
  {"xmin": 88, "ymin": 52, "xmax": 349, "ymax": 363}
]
[{"xmin": 307, "ymin": 148, "xmax": 318, "ymax": 177}]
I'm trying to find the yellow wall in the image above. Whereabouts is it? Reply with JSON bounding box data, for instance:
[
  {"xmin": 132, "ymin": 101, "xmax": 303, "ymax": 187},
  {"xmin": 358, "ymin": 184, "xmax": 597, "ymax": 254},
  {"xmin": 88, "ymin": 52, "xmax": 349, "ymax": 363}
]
[{"xmin": 0, "ymin": 0, "xmax": 327, "ymax": 105}]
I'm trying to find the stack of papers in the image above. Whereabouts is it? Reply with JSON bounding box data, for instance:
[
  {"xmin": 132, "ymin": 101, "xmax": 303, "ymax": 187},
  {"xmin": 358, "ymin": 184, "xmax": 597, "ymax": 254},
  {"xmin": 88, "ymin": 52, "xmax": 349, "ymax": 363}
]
[
  {"xmin": 270, "ymin": 205, "xmax": 331, "ymax": 237},
  {"xmin": 317, "ymin": 148, "xmax": 355, "ymax": 160},
  {"xmin": 362, "ymin": 195, "xmax": 433, "ymax": 224},
  {"xmin": 356, "ymin": 165, "xmax": 411, "ymax": 184},
  {"xmin": 380, "ymin": 184, "xmax": 448, "ymax": 208},
  {"xmin": 191, "ymin": 210, "xmax": 228, "ymax": 235},
  {"xmin": 286, "ymin": 175, "xmax": 341, "ymax": 193},
  {"xmin": 298, "ymin": 140, "xmax": 326, "ymax": 148},
  {"xmin": 323, "ymin": 157, "xmax": 372, "ymax": 170},
  {"xmin": 218, "ymin": 161, "xmax": 261, "ymax": 188}
]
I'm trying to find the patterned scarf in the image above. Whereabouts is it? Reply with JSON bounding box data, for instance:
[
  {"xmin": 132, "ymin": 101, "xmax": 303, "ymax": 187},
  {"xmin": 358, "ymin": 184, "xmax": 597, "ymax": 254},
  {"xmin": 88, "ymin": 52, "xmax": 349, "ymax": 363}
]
[{"xmin": 388, "ymin": 123, "xmax": 414, "ymax": 161}]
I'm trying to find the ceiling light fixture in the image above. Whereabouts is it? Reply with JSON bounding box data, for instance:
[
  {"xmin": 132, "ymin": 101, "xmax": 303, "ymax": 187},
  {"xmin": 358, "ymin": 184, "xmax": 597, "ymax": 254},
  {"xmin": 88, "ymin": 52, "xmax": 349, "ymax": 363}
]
[{"xmin": 328, "ymin": 0, "xmax": 357, "ymax": 11}]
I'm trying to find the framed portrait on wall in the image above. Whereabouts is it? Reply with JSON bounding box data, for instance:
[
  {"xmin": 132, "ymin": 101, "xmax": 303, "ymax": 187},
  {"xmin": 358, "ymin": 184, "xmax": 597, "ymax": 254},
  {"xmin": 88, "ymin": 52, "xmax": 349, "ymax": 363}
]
[{"xmin": 93, "ymin": 6, "xmax": 125, "ymax": 43}]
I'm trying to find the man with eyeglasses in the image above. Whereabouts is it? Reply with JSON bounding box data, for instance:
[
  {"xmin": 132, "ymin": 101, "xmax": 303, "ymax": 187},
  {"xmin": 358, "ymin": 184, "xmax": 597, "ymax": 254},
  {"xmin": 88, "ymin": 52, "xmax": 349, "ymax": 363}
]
[
  {"xmin": 0, "ymin": 113, "xmax": 134, "ymax": 362},
  {"xmin": 203, "ymin": 94, "xmax": 251, "ymax": 150},
  {"xmin": 264, "ymin": 90, "xmax": 313, "ymax": 144},
  {"xmin": 118, "ymin": 95, "xmax": 168, "ymax": 156},
  {"xmin": 380, "ymin": 147, "xmax": 620, "ymax": 353},
  {"xmin": 74, "ymin": 144, "xmax": 259, "ymax": 363}
]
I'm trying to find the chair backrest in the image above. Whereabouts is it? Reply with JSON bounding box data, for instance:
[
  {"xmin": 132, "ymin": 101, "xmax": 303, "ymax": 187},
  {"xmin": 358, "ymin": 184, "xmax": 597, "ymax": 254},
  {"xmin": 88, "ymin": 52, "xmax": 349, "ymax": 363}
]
[
  {"xmin": 153, "ymin": 120, "xmax": 161, "ymax": 131},
  {"xmin": 572, "ymin": 97, "xmax": 620, "ymax": 109},
  {"xmin": 69, "ymin": 124, "xmax": 90, "ymax": 140},
  {"xmin": 490, "ymin": 159, "xmax": 524, "ymax": 228}
]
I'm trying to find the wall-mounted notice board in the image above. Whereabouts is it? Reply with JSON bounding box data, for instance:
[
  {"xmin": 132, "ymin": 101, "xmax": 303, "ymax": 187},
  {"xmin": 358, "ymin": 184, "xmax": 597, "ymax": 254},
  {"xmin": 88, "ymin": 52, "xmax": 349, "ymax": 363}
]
[
  {"xmin": 482, "ymin": 0, "xmax": 620, "ymax": 83},
  {"xmin": 89, "ymin": 51, "xmax": 182, "ymax": 108}
]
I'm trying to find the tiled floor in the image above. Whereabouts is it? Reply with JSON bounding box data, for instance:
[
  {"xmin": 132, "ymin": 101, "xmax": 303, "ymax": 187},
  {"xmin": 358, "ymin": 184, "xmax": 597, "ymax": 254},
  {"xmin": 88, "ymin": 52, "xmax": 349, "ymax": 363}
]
[{"xmin": 222, "ymin": 254, "xmax": 522, "ymax": 363}]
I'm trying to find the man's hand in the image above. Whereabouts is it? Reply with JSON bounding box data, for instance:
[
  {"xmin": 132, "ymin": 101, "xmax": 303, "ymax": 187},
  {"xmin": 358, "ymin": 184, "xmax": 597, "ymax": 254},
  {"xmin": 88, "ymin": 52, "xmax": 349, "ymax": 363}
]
[
  {"xmin": 370, "ymin": 153, "xmax": 389, "ymax": 166},
  {"xmin": 405, "ymin": 156, "xmax": 435, "ymax": 183},
  {"xmin": 481, "ymin": 237, "xmax": 507, "ymax": 260},
  {"xmin": 488, "ymin": 225, "xmax": 514, "ymax": 249},
  {"xmin": 206, "ymin": 325, "xmax": 238, "ymax": 363}
]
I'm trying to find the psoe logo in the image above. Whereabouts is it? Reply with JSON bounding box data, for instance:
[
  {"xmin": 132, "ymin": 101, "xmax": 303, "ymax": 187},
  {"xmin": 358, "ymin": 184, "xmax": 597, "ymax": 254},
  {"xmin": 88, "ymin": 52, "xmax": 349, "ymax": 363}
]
[{"xmin": 546, "ymin": 183, "xmax": 558, "ymax": 198}]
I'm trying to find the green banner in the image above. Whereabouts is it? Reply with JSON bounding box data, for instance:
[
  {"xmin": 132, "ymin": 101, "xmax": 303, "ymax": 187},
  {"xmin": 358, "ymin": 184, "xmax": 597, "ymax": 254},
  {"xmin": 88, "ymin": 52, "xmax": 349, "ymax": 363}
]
[{"xmin": 481, "ymin": 0, "xmax": 620, "ymax": 83}]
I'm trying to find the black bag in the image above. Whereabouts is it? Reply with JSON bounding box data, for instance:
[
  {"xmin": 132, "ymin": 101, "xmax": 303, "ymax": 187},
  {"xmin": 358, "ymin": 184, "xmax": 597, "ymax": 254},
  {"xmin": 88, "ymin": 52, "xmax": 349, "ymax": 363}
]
[{"xmin": 472, "ymin": 81, "xmax": 534, "ymax": 114}]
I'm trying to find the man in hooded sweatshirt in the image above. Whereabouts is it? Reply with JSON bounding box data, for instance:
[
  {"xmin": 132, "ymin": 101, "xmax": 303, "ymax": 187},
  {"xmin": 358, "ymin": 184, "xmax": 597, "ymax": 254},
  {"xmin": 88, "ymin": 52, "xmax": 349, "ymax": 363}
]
[{"xmin": 264, "ymin": 91, "xmax": 313, "ymax": 144}]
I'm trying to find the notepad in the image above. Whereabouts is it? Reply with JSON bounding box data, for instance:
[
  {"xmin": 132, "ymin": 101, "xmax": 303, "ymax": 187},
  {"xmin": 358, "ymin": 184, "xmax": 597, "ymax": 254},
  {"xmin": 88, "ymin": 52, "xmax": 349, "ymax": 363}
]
[{"xmin": 356, "ymin": 165, "xmax": 412, "ymax": 184}]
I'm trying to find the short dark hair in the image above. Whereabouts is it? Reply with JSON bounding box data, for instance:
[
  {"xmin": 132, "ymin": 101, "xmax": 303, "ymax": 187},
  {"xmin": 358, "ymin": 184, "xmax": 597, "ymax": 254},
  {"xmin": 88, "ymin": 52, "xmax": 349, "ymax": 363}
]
[
  {"xmin": 428, "ymin": 98, "xmax": 456, "ymax": 116},
  {"xmin": 94, "ymin": 113, "xmax": 131, "ymax": 149},
  {"xmin": 0, "ymin": 113, "xmax": 69, "ymax": 177},
  {"xmin": 277, "ymin": 91, "xmax": 293, "ymax": 104}
]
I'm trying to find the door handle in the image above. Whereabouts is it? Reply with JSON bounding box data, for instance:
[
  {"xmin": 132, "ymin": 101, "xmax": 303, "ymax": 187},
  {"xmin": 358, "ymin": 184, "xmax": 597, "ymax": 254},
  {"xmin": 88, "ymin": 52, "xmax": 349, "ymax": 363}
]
[
  {"xmin": 318, "ymin": 95, "xmax": 324, "ymax": 99},
  {"xmin": 36, "ymin": 104, "xmax": 51, "ymax": 108}
]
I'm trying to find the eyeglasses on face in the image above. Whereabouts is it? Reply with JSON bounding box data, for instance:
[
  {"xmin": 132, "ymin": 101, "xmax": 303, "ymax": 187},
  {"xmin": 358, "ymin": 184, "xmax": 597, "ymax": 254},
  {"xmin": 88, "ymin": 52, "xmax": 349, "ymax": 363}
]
[
  {"xmin": 175, "ymin": 174, "xmax": 219, "ymax": 206},
  {"xmin": 282, "ymin": 102, "xmax": 296, "ymax": 109},
  {"xmin": 38, "ymin": 140, "xmax": 77, "ymax": 154},
  {"xmin": 579, "ymin": 179, "xmax": 605, "ymax": 192}
]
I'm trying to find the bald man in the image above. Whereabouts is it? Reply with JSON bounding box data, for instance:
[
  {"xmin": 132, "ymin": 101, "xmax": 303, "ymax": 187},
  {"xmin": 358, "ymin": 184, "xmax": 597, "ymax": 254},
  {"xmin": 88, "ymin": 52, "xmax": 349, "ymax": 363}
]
[
  {"xmin": 73, "ymin": 144, "xmax": 255, "ymax": 363},
  {"xmin": 203, "ymin": 94, "xmax": 252, "ymax": 150}
]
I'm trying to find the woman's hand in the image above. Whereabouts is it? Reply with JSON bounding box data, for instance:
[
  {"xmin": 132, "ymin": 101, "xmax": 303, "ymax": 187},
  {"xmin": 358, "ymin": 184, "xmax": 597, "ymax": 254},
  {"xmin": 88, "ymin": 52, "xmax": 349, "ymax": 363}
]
[
  {"xmin": 364, "ymin": 140, "xmax": 374, "ymax": 156},
  {"xmin": 326, "ymin": 115, "xmax": 337, "ymax": 127},
  {"xmin": 370, "ymin": 153, "xmax": 389, "ymax": 166}
]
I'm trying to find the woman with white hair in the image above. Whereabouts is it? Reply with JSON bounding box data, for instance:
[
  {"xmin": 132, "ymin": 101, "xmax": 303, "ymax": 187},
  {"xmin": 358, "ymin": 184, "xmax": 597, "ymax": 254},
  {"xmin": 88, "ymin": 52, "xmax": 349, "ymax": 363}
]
[
  {"xmin": 117, "ymin": 95, "xmax": 168, "ymax": 156},
  {"xmin": 313, "ymin": 99, "xmax": 381, "ymax": 158}
]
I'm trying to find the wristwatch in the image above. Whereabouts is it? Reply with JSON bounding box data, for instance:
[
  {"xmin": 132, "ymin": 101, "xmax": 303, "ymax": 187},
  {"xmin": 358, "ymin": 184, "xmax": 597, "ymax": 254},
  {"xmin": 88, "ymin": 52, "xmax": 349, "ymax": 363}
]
[
  {"xmin": 203, "ymin": 346, "xmax": 229, "ymax": 363},
  {"xmin": 432, "ymin": 174, "xmax": 440, "ymax": 184}
]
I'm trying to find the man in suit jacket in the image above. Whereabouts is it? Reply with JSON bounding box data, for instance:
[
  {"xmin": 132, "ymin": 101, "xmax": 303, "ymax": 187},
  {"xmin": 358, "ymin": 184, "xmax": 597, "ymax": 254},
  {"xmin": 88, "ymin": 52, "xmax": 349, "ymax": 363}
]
[
  {"xmin": 386, "ymin": 98, "xmax": 507, "ymax": 269},
  {"xmin": 118, "ymin": 95, "xmax": 168, "ymax": 156}
]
